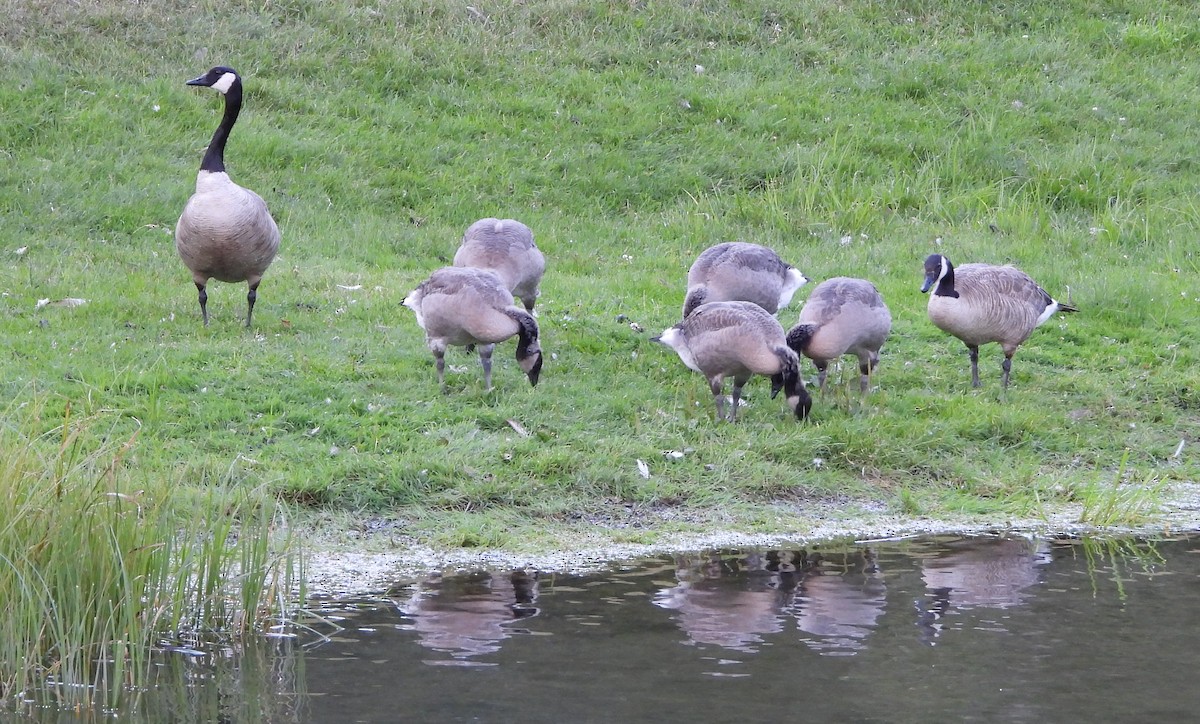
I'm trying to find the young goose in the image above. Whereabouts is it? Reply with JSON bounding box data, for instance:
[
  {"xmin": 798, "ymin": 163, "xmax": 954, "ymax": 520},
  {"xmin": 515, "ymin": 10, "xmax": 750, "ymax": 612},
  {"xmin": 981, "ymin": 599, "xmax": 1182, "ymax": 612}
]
[
  {"xmin": 653, "ymin": 301, "xmax": 811, "ymax": 422},
  {"xmin": 453, "ymin": 218, "xmax": 545, "ymax": 313},
  {"xmin": 786, "ymin": 277, "xmax": 892, "ymax": 393},
  {"xmin": 921, "ymin": 253, "xmax": 1078, "ymax": 389},
  {"xmin": 682, "ymin": 242, "xmax": 808, "ymax": 318},
  {"xmin": 175, "ymin": 66, "xmax": 280, "ymax": 327},
  {"xmin": 404, "ymin": 266, "xmax": 543, "ymax": 390}
]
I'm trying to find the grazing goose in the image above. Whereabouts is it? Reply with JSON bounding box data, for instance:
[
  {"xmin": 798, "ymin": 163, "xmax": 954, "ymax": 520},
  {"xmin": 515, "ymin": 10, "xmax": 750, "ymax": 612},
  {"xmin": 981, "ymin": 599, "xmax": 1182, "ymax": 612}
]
[
  {"xmin": 453, "ymin": 218, "xmax": 545, "ymax": 313},
  {"xmin": 682, "ymin": 242, "xmax": 808, "ymax": 318},
  {"xmin": 786, "ymin": 277, "xmax": 892, "ymax": 393},
  {"xmin": 920, "ymin": 253, "xmax": 1078, "ymax": 389},
  {"xmin": 176, "ymin": 66, "xmax": 280, "ymax": 327},
  {"xmin": 404, "ymin": 266, "xmax": 543, "ymax": 390},
  {"xmin": 653, "ymin": 301, "xmax": 811, "ymax": 422}
]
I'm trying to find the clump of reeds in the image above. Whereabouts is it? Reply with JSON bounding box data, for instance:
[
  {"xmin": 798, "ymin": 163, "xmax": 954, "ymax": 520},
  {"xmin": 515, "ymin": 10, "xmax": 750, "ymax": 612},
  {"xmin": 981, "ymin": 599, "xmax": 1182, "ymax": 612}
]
[{"xmin": 0, "ymin": 398, "xmax": 301, "ymax": 712}]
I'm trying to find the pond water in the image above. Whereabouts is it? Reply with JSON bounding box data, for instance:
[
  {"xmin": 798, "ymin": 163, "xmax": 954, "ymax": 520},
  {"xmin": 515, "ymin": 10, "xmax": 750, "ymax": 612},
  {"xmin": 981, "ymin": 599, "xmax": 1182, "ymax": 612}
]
[{"xmin": 35, "ymin": 532, "xmax": 1200, "ymax": 721}]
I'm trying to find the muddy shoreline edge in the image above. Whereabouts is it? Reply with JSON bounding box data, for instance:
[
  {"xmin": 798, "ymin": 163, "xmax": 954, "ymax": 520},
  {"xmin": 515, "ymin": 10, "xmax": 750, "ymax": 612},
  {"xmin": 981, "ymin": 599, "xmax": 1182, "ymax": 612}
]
[{"xmin": 296, "ymin": 483, "xmax": 1200, "ymax": 598}]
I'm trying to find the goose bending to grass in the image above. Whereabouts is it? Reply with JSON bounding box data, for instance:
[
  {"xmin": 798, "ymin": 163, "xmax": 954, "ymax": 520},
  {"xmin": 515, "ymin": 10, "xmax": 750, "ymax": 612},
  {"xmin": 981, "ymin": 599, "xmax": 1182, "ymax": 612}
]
[
  {"xmin": 653, "ymin": 301, "xmax": 811, "ymax": 422},
  {"xmin": 786, "ymin": 277, "xmax": 891, "ymax": 393},
  {"xmin": 682, "ymin": 242, "xmax": 808, "ymax": 318},
  {"xmin": 404, "ymin": 266, "xmax": 543, "ymax": 391},
  {"xmin": 920, "ymin": 253, "xmax": 1077, "ymax": 389},
  {"xmin": 454, "ymin": 218, "xmax": 545, "ymax": 313},
  {"xmin": 176, "ymin": 66, "xmax": 280, "ymax": 327}
]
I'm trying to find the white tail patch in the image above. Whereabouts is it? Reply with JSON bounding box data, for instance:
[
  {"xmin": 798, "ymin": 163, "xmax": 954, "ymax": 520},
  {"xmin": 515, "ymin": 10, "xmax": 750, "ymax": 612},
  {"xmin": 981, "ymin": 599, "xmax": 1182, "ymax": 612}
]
[
  {"xmin": 777, "ymin": 267, "xmax": 809, "ymax": 309},
  {"xmin": 212, "ymin": 72, "xmax": 238, "ymax": 95}
]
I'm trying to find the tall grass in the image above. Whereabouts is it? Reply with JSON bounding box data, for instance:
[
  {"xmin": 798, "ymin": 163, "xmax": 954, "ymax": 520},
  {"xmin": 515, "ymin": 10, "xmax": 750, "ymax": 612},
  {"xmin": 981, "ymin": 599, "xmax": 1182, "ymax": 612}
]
[{"xmin": 0, "ymin": 398, "xmax": 300, "ymax": 712}]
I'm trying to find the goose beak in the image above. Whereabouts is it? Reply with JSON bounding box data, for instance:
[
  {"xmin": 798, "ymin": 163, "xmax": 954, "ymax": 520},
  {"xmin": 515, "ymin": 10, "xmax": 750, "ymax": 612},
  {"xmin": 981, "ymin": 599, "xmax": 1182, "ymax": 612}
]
[
  {"xmin": 920, "ymin": 273, "xmax": 935, "ymax": 293},
  {"xmin": 526, "ymin": 354, "xmax": 543, "ymax": 387},
  {"xmin": 186, "ymin": 75, "xmax": 209, "ymax": 86}
]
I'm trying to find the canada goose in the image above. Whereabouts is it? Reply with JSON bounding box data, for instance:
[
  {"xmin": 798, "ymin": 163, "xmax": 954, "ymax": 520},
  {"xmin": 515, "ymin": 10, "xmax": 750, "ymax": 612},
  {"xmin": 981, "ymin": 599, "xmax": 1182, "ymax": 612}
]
[
  {"xmin": 682, "ymin": 242, "xmax": 808, "ymax": 318},
  {"xmin": 786, "ymin": 277, "xmax": 891, "ymax": 393},
  {"xmin": 921, "ymin": 253, "xmax": 1078, "ymax": 389},
  {"xmin": 453, "ymin": 218, "xmax": 545, "ymax": 313},
  {"xmin": 653, "ymin": 301, "xmax": 811, "ymax": 422},
  {"xmin": 175, "ymin": 66, "xmax": 280, "ymax": 327},
  {"xmin": 403, "ymin": 266, "xmax": 543, "ymax": 390}
]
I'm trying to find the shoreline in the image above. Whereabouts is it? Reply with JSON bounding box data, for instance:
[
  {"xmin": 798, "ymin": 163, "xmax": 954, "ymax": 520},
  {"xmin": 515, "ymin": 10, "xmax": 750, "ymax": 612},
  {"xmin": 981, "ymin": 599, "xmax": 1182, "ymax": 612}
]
[{"xmin": 299, "ymin": 483, "xmax": 1200, "ymax": 598}]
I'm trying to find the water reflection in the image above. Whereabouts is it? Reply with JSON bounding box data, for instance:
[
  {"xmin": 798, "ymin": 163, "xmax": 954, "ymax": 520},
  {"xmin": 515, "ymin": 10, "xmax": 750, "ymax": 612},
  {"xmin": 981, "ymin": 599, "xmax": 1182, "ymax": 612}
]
[
  {"xmin": 653, "ymin": 548, "xmax": 887, "ymax": 655},
  {"xmin": 652, "ymin": 552, "xmax": 787, "ymax": 652},
  {"xmin": 397, "ymin": 569, "xmax": 540, "ymax": 665},
  {"xmin": 790, "ymin": 549, "xmax": 887, "ymax": 655},
  {"xmin": 21, "ymin": 533, "xmax": 1200, "ymax": 721},
  {"xmin": 914, "ymin": 536, "xmax": 1052, "ymax": 643}
]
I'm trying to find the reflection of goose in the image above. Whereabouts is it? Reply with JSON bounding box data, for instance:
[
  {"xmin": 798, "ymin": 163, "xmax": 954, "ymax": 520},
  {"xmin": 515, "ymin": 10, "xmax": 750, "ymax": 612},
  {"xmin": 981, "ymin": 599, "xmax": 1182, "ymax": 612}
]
[
  {"xmin": 917, "ymin": 537, "xmax": 1051, "ymax": 644},
  {"xmin": 399, "ymin": 570, "xmax": 539, "ymax": 662},
  {"xmin": 920, "ymin": 537, "xmax": 1050, "ymax": 608},
  {"xmin": 790, "ymin": 550, "xmax": 887, "ymax": 654},
  {"xmin": 653, "ymin": 554, "xmax": 786, "ymax": 653}
]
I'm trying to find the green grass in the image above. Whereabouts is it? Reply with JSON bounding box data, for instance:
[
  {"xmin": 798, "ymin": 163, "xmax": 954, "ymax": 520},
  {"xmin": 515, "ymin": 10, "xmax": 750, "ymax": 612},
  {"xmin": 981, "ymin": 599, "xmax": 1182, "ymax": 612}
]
[
  {"xmin": 0, "ymin": 397, "xmax": 298, "ymax": 712},
  {"xmin": 1, "ymin": 0, "xmax": 1198, "ymax": 557}
]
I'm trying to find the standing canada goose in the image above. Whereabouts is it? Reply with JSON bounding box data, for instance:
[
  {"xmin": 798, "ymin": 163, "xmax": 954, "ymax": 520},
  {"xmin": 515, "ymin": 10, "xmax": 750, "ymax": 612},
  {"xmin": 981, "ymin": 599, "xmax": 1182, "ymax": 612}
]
[
  {"xmin": 653, "ymin": 301, "xmax": 811, "ymax": 422},
  {"xmin": 920, "ymin": 253, "xmax": 1078, "ymax": 389},
  {"xmin": 786, "ymin": 277, "xmax": 892, "ymax": 393},
  {"xmin": 404, "ymin": 266, "xmax": 543, "ymax": 390},
  {"xmin": 682, "ymin": 242, "xmax": 808, "ymax": 318},
  {"xmin": 176, "ymin": 66, "xmax": 280, "ymax": 327},
  {"xmin": 453, "ymin": 218, "xmax": 545, "ymax": 313}
]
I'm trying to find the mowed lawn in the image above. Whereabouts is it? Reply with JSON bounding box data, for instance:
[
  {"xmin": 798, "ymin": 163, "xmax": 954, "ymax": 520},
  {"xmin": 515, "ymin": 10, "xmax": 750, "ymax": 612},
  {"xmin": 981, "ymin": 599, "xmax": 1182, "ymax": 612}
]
[{"xmin": 1, "ymin": 0, "xmax": 1198, "ymax": 550}]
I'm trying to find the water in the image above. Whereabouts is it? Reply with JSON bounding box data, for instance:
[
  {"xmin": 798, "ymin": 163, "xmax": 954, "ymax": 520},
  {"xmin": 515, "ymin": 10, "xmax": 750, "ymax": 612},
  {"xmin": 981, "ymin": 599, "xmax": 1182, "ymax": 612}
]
[{"xmin": 26, "ymin": 533, "xmax": 1200, "ymax": 721}]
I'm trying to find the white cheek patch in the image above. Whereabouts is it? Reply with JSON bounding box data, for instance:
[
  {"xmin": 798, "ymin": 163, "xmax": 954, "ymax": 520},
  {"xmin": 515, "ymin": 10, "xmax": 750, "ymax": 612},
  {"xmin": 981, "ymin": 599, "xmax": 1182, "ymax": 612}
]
[{"xmin": 212, "ymin": 72, "xmax": 238, "ymax": 95}]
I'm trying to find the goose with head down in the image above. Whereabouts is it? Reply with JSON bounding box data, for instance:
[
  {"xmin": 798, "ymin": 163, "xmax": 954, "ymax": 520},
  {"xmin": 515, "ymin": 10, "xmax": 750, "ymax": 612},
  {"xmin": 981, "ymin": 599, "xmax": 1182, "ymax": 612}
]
[
  {"xmin": 786, "ymin": 277, "xmax": 891, "ymax": 393},
  {"xmin": 654, "ymin": 301, "xmax": 811, "ymax": 422},
  {"xmin": 453, "ymin": 217, "xmax": 545, "ymax": 314},
  {"xmin": 682, "ymin": 242, "xmax": 807, "ymax": 318},
  {"xmin": 404, "ymin": 266, "xmax": 543, "ymax": 391}
]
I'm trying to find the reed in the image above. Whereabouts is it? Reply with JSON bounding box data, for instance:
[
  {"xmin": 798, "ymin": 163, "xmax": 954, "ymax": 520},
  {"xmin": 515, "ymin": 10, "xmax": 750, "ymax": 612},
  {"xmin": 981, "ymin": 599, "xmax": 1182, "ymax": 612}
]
[{"xmin": 0, "ymin": 398, "xmax": 300, "ymax": 712}]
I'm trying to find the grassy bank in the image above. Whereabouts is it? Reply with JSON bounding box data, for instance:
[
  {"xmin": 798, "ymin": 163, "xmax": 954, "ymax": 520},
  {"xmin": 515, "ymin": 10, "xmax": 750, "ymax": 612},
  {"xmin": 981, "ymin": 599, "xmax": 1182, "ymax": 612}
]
[{"xmin": 0, "ymin": 0, "xmax": 1197, "ymax": 555}]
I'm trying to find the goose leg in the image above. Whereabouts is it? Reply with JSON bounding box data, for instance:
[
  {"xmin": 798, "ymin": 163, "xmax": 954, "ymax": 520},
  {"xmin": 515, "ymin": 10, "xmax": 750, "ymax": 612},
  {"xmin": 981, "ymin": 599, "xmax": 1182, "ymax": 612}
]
[
  {"xmin": 859, "ymin": 352, "xmax": 878, "ymax": 394},
  {"xmin": 967, "ymin": 345, "xmax": 981, "ymax": 388},
  {"xmin": 815, "ymin": 361, "xmax": 829, "ymax": 390},
  {"xmin": 709, "ymin": 377, "xmax": 727, "ymax": 421},
  {"xmin": 195, "ymin": 282, "xmax": 209, "ymax": 326},
  {"xmin": 730, "ymin": 374, "xmax": 751, "ymax": 423},
  {"xmin": 1001, "ymin": 352, "xmax": 1014, "ymax": 389},
  {"xmin": 479, "ymin": 343, "xmax": 496, "ymax": 390},
  {"xmin": 434, "ymin": 349, "xmax": 447, "ymax": 390},
  {"xmin": 245, "ymin": 282, "xmax": 259, "ymax": 327}
]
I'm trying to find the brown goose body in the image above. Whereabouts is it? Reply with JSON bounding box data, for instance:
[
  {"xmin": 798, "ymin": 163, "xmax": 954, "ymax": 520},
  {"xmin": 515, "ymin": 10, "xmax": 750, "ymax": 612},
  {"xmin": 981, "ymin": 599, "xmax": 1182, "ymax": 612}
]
[
  {"xmin": 786, "ymin": 277, "xmax": 891, "ymax": 392},
  {"xmin": 404, "ymin": 266, "xmax": 543, "ymax": 390},
  {"xmin": 683, "ymin": 242, "xmax": 808, "ymax": 318},
  {"xmin": 176, "ymin": 66, "xmax": 280, "ymax": 327},
  {"xmin": 921, "ymin": 253, "xmax": 1077, "ymax": 388},
  {"xmin": 653, "ymin": 301, "xmax": 811, "ymax": 421},
  {"xmin": 453, "ymin": 218, "xmax": 545, "ymax": 313}
]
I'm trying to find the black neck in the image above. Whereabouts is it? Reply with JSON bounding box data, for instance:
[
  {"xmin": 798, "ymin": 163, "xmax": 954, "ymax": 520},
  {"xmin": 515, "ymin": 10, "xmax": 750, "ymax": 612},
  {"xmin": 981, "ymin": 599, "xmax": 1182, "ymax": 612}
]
[
  {"xmin": 507, "ymin": 310, "xmax": 539, "ymax": 357},
  {"xmin": 934, "ymin": 264, "xmax": 958, "ymax": 298},
  {"xmin": 200, "ymin": 81, "xmax": 242, "ymax": 173}
]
